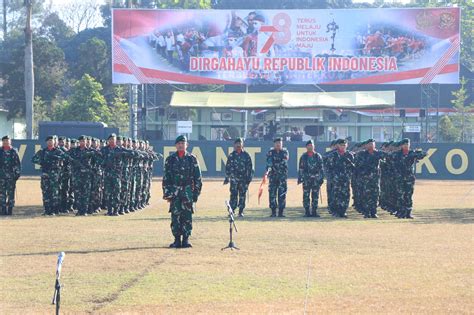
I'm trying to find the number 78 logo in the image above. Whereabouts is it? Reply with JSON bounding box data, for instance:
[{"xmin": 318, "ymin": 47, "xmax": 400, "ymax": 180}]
[{"xmin": 260, "ymin": 13, "xmax": 292, "ymax": 54}]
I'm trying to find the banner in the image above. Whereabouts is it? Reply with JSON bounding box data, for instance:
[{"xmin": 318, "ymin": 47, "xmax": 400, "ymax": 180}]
[
  {"xmin": 14, "ymin": 141, "xmax": 473, "ymax": 180},
  {"xmin": 112, "ymin": 8, "xmax": 460, "ymax": 85}
]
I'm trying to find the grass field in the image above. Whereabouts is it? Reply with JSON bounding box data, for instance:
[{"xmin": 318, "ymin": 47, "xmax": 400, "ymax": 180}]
[{"xmin": 0, "ymin": 178, "xmax": 473, "ymax": 314}]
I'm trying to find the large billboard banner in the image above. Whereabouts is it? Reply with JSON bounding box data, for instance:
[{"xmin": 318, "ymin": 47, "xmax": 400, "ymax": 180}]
[{"xmin": 112, "ymin": 8, "xmax": 460, "ymax": 85}]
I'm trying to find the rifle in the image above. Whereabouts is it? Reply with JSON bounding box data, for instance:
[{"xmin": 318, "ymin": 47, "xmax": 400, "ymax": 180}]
[{"xmin": 52, "ymin": 252, "xmax": 65, "ymax": 315}]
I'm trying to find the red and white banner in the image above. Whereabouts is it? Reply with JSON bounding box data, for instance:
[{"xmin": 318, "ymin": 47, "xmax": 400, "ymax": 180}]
[{"xmin": 112, "ymin": 8, "xmax": 460, "ymax": 85}]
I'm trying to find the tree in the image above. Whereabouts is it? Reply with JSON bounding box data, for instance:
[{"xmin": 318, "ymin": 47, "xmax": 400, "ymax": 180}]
[
  {"xmin": 107, "ymin": 85, "xmax": 130, "ymax": 132},
  {"xmin": 439, "ymin": 115, "xmax": 460, "ymax": 142},
  {"xmin": 33, "ymin": 96, "xmax": 49, "ymax": 136},
  {"xmin": 54, "ymin": 74, "xmax": 111, "ymax": 123},
  {"xmin": 72, "ymin": 37, "xmax": 110, "ymax": 88},
  {"xmin": 38, "ymin": 12, "xmax": 75, "ymax": 45},
  {"xmin": 1, "ymin": 0, "xmax": 47, "ymax": 39},
  {"xmin": 451, "ymin": 77, "xmax": 474, "ymax": 143},
  {"xmin": 59, "ymin": 0, "xmax": 102, "ymax": 33},
  {"xmin": 1, "ymin": 35, "xmax": 68, "ymax": 118}
]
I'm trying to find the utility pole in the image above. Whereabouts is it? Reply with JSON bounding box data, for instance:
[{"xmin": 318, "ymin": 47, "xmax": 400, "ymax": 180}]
[{"xmin": 24, "ymin": 0, "xmax": 34, "ymax": 139}]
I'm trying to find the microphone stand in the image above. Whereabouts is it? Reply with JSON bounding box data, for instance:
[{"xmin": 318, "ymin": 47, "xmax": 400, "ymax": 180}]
[{"xmin": 222, "ymin": 201, "xmax": 239, "ymax": 251}]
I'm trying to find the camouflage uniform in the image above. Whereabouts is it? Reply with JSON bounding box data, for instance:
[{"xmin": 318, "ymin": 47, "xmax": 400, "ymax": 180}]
[
  {"xmin": 298, "ymin": 150, "xmax": 324, "ymax": 217},
  {"xmin": 350, "ymin": 144, "xmax": 364, "ymax": 213},
  {"xmin": 225, "ymin": 149, "xmax": 253, "ymax": 215},
  {"xmin": 131, "ymin": 146, "xmax": 145, "ymax": 210},
  {"xmin": 163, "ymin": 150, "xmax": 202, "ymax": 241},
  {"xmin": 89, "ymin": 143, "xmax": 103, "ymax": 214},
  {"xmin": 323, "ymin": 146, "xmax": 336, "ymax": 214},
  {"xmin": 0, "ymin": 144, "xmax": 21, "ymax": 215},
  {"xmin": 392, "ymin": 147, "xmax": 426, "ymax": 218},
  {"xmin": 266, "ymin": 147, "xmax": 289, "ymax": 217},
  {"xmin": 68, "ymin": 145, "xmax": 94, "ymax": 215},
  {"xmin": 57, "ymin": 143, "xmax": 72, "ymax": 213},
  {"xmin": 100, "ymin": 144, "xmax": 126, "ymax": 216},
  {"xmin": 119, "ymin": 145, "xmax": 134, "ymax": 214},
  {"xmin": 32, "ymin": 144, "xmax": 65, "ymax": 215},
  {"xmin": 355, "ymin": 148, "xmax": 386, "ymax": 218},
  {"xmin": 326, "ymin": 147, "xmax": 355, "ymax": 218},
  {"xmin": 143, "ymin": 146, "xmax": 160, "ymax": 206}
]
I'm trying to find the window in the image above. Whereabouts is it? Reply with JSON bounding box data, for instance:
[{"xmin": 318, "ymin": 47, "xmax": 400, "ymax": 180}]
[
  {"xmin": 211, "ymin": 112, "xmax": 221, "ymax": 121},
  {"xmin": 222, "ymin": 112, "xmax": 233, "ymax": 121},
  {"xmin": 327, "ymin": 126, "xmax": 348, "ymax": 140},
  {"xmin": 372, "ymin": 126, "xmax": 393, "ymax": 142}
]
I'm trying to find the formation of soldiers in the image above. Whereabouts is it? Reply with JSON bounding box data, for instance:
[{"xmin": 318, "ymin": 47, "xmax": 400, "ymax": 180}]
[
  {"xmin": 31, "ymin": 134, "xmax": 161, "ymax": 216},
  {"xmin": 3, "ymin": 132, "xmax": 427, "ymax": 249},
  {"xmin": 222, "ymin": 137, "xmax": 426, "ymax": 221},
  {"xmin": 324, "ymin": 137, "xmax": 427, "ymax": 219}
]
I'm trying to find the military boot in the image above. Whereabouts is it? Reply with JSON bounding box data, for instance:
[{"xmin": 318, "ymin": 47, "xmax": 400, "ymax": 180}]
[
  {"xmin": 304, "ymin": 208, "xmax": 311, "ymax": 217},
  {"xmin": 1, "ymin": 206, "xmax": 6, "ymax": 215},
  {"xmin": 181, "ymin": 236, "xmax": 192, "ymax": 248},
  {"xmin": 238, "ymin": 208, "xmax": 244, "ymax": 217},
  {"xmin": 278, "ymin": 209, "xmax": 285, "ymax": 217},
  {"xmin": 312, "ymin": 208, "xmax": 320, "ymax": 218},
  {"xmin": 270, "ymin": 209, "xmax": 277, "ymax": 217},
  {"xmin": 406, "ymin": 208, "xmax": 414, "ymax": 219},
  {"xmin": 169, "ymin": 236, "xmax": 181, "ymax": 248},
  {"xmin": 7, "ymin": 206, "xmax": 13, "ymax": 215}
]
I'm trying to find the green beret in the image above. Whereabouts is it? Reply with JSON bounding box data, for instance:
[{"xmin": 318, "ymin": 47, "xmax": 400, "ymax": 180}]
[
  {"xmin": 336, "ymin": 138, "xmax": 347, "ymax": 145},
  {"xmin": 2, "ymin": 135, "xmax": 10, "ymax": 141},
  {"xmin": 70, "ymin": 139, "xmax": 77, "ymax": 144},
  {"xmin": 306, "ymin": 139, "xmax": 314, "ymax": 146},
  {"xmin": 366, "ymin": 138, "xmax": 375, "ymax": 143},
  {"xmin": 78, "ymin": 135, "xmax": 86, "ymax": 141},
  {"xmin": 175, "ymin": 135, "xmax": 187, "ymax": 144},
  {"xmin": 400, "ymin": 138, "xmax": 410, "ymax": 145},
  {"xmin": 273, "ymin": 137, "xmax": 283, "ymax": 142},
  {"xmin": 234, "ymin": 137, "xmax": 243, "ymax": 144},
  {"xmin": 107, "ymin": 133, "xmax": 117, "ymax": 140},
  {"xmin": 45, "ymin": 135, "xmax": 54, "ymax": 141},
  {"xmin": 58, "ymin": 136, "xmax": 66, "ymax": 141}
]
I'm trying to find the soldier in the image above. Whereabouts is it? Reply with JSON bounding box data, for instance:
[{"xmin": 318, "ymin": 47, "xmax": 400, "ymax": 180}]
[
  {"xmin": 298, "ymin": 140, "xmax": 324, "ymax": 217},
  {"xmin": 32, "ymin": 135, "xmax": 65, "ymax": 215},
  {"xmin": 89, "ymin": 138, "xmax": 103, "ymax": 214},
  {"xmin": 355, "ymin": 139, "xmax": 386, "ymax": 218},
  {"xmin": 68, "ymin": 135, "xmax": 94, "ymax": 216},
  {"xmin": 163, "ymin": 135, "xmax": 202, "ymax": 249},
  {"xmin": 265, "ymin": 137, "xmax": 289, "ymax": 217},
  {"xmin": 323, "ymin": 140, "xmax": 337, "ymax": 215},
  {"xmin": 392, "ymin": 138, "xmax": 426, "ymax": 219},
  {"xmin": 100, "ymin": 133, "xmax": 126, "ymax": 216},
  {"xmin": 224, "ymin": 138, "xmax": 254, "ymax": 217},
  {"xmin": 143, "ymin": 141, "xmax": 161, "ymax": 207},
  {"xmin": 0, "ymin": 135, "xmax": 21, "ymax": 215},
  {"xmin": 325, "ymin": 139, "xmax": 355, "ymax": 218},
  {"xmin": 350, "ymin": 142, "xmax": 364, "ymax": 214},
  {"xmin": 57, "ymin": 136, "xmax": 72, "ymax": 213}
]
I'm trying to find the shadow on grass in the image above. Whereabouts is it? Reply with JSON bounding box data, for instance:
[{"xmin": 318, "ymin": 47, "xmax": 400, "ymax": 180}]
[
  {"xmin": 131, "ymin": 206, "xmax": 474, "ymax": 225},
  {"xmin": 0, "ymin": 206, "xmax": 150, "ymax": 220},
  {"xmin": 406, "ymin": 208, "xmax": 474, "ymax": 225},
  {"xmin": 0, "ymin": 245, "xmax": 169, "ymax": 257},
  {"xmin": 0, "ymin": 205, "xmax": 44, "ymax": 219}
]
